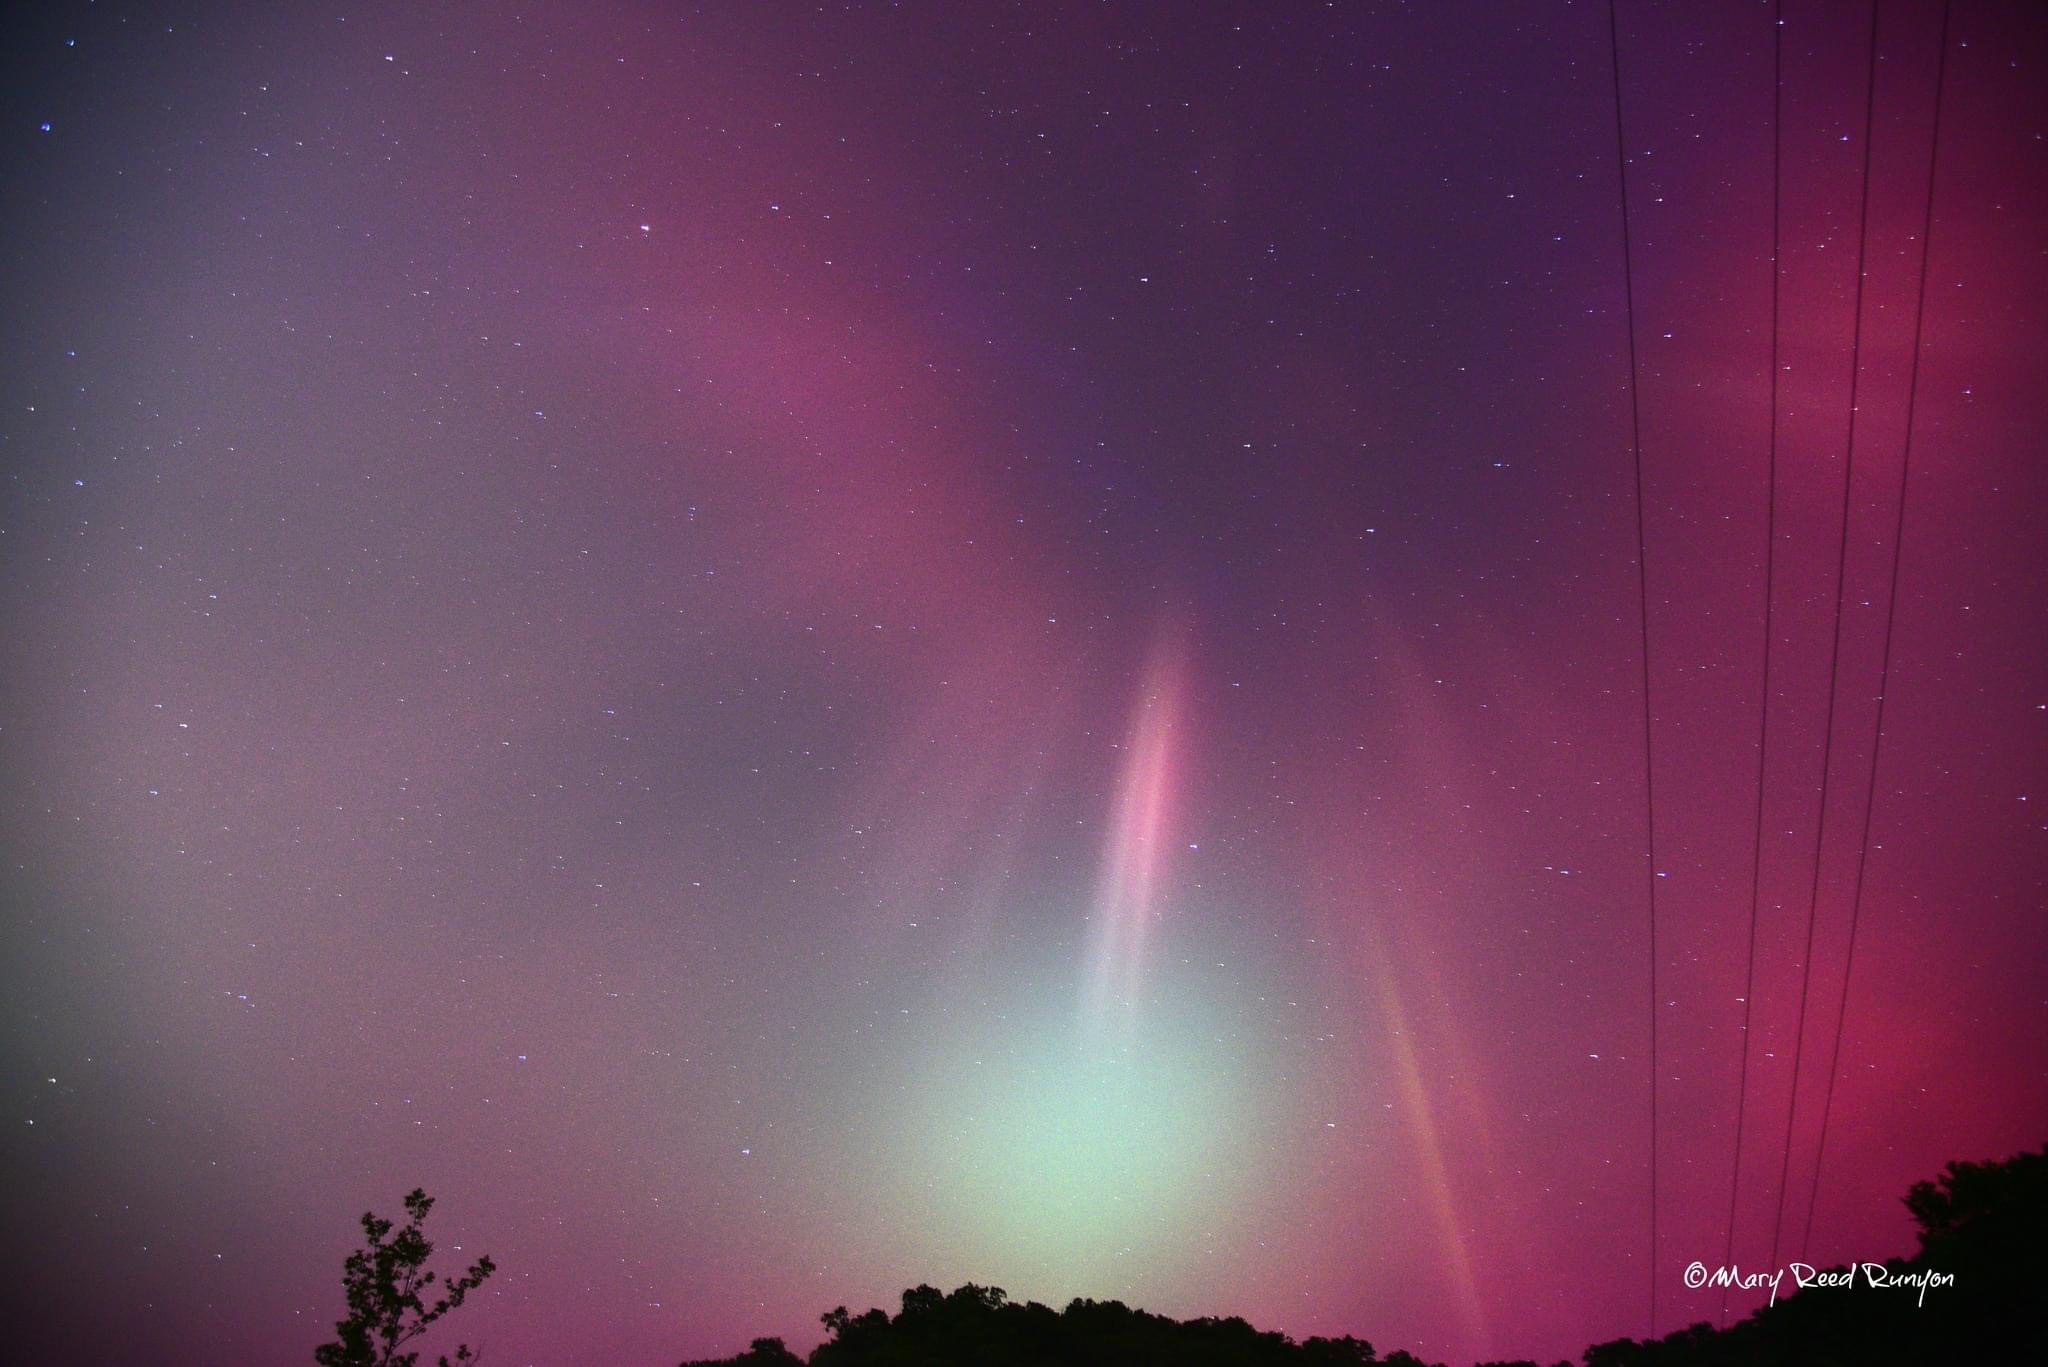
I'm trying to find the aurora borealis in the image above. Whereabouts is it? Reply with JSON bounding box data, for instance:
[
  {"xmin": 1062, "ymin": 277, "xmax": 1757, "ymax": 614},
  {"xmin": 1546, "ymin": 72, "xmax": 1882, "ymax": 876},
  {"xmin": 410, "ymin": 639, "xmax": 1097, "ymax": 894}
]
[{"xmin": 2, "ymin": 1, "xmax": 2043, "ymax": 1364}]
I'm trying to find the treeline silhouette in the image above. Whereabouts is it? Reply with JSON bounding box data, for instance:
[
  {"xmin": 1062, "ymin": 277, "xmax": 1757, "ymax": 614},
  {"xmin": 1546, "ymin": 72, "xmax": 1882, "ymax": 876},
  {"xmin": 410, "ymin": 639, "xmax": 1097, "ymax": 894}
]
[
  {"xmin": 677, "ymin": 1144, "xmax": 2045, "ymax": 1367},
  {"xmin": 681, "ymin": 1288, "xmax": 1386, "ymax": 1367}
]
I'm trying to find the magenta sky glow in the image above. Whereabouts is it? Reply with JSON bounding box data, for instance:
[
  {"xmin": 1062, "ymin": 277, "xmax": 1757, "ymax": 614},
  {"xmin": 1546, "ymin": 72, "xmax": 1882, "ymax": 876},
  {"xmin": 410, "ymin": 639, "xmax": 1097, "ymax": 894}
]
[{"xmin": 2, "ymin": 3, "xmax": 2043, "ymax": 1365}]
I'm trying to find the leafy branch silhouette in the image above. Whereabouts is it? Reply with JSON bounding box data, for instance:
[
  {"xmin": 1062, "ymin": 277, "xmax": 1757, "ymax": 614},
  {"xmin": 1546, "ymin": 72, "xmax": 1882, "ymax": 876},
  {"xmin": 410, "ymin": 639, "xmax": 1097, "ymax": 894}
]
[{"xmin": 314, "ymin": 1188, "xmax": 496, "ymax": 1367}]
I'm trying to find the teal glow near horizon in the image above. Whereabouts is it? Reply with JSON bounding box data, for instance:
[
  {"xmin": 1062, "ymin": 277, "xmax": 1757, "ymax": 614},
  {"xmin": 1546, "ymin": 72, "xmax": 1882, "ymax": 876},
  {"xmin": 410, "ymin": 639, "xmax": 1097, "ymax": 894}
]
[
  {"xmin": 920, "ymin": 1001, "xmax": 1248, "ymax": 1285},
  {"xmin": 7, "ymin": 4, "xmax": 2041, "ymax": 1364},
  {"xmin": 809, "ymin": 920, "xmax": 1305, "ymax": 1314}
]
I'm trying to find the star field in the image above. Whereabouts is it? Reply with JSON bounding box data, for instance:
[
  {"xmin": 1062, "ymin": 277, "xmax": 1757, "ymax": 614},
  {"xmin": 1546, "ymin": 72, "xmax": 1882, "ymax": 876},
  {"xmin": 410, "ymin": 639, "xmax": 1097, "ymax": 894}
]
[{"xmin": 1, "ymin": 3, "xmax": 2043, "ymax": 1365}]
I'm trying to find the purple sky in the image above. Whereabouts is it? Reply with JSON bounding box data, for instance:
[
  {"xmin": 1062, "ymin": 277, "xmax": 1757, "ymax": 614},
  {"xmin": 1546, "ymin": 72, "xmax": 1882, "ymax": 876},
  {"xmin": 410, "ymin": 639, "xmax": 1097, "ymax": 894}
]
[{"xmin": 2, "ymin": 2, "xmax": 2043, "ymax": 1364}]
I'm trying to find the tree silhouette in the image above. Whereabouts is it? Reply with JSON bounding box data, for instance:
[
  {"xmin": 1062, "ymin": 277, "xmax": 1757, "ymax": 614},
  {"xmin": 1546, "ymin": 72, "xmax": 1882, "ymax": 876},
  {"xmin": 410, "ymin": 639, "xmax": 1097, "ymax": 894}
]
[
  {"xmin": 679, "ymin": 1339, "xmax": 805, "ymax": 1367},
  {"xmin": 684, "ymin": 1281, "xmax": 1414, "ymax": 1366},
  {"xmin": 314, "ymin": 1187, "xmax": 497, "ymax": 1367},
  {"xmin": 1577, "ymin": 1142, "xmax": 2046, "ymax": 1365},
  {"xmin": 672, "ymin": 1142, "xmax": 2043, "ymax": 1366}
]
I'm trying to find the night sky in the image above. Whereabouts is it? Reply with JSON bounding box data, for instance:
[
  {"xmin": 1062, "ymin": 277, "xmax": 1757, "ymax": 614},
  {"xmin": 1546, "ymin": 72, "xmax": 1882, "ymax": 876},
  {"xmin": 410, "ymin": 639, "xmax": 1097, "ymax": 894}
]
[{"xmin": 2, "ymin": 2, "xmax": 2044, "ymax": 1364}]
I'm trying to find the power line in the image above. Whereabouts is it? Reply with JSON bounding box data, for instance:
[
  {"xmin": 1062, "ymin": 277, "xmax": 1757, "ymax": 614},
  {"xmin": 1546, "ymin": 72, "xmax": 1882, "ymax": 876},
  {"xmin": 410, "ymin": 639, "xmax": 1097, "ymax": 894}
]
[
  {"xmin": 1721, "ymin": 0, "xmax": 1782, "ymax": 1326},
  {"xmin": 1768, "ymin": 0, "xmax": 1883, "ymax": 1277},
  {"xmin": 1604, "ymin": 0, "xmax": 1660, "ymax": 1338},
  {"xmin": 1803, "ymin": 0, "xmax": 1954, "ymax": 1259}
]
